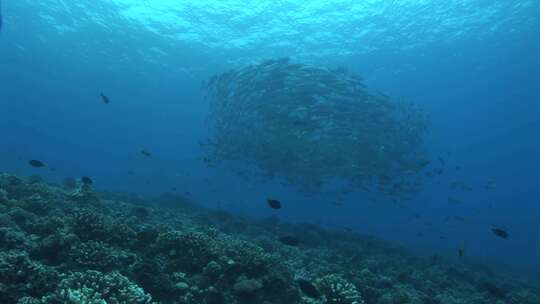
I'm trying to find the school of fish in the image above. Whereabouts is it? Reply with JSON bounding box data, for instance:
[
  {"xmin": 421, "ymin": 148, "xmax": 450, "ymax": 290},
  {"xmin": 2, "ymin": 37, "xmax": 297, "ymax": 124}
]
[{"xmin": 202, "ymin": 58, "xmax": 430, "ymax": 197}]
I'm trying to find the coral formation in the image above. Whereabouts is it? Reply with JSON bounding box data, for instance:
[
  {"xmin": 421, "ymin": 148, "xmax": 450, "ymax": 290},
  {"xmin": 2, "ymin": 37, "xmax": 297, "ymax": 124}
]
[
  {"xmin": 0, "ymin": 173, "xmax": 539, "ymax": 303},
  {"xmin": 316, "ymin": 274, "xmax": 364, "ymax": 304}
]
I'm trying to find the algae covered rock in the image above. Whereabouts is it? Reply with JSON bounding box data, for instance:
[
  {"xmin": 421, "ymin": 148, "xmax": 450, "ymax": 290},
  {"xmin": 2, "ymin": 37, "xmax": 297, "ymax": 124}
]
[
  {"xmin": 233, "ymin": 276, "xmax": 263, "ymax": 297},
  {"xmin": 0, "ymin": 250, "xmax": 59, "ymax": 303},
  {"xmin": 156, "ymin": 230, "xmax": 220, "ymax": 273},
  {"xmin": 202, "ymin": 260, "xmax": 223, "ymax": 284},
  {"xmin": 71, "ymin": 208, "xmax": 136, "ymax": 245},
  {"xmin": 0, "ymin": 227, "xmax": 32, "ymax": 250}
]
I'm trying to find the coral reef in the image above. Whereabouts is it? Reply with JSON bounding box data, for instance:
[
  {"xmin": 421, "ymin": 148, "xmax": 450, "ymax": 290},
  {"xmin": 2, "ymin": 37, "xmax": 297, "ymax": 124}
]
[
  {"xmin": 0, "ymin": 173, "xmax": 539, "ymax": 303},
  {"xmin": 316, "ymin": 274, "xmax": 364, "ymax": 304}
]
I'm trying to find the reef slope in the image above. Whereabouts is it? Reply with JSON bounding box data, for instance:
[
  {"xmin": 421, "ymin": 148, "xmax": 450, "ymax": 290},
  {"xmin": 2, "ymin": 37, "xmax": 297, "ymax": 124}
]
[{"xmin": 0, "ymin": 173, "xmax": 539, "ymax": 304}]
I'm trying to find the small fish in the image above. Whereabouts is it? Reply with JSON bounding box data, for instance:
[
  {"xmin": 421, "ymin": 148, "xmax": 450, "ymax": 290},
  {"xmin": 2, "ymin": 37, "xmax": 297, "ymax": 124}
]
[
  {"xmin": 141, "ymin": 149, "xmax": 152, "ymax": 157},
  {"xmin": 267, "ymin": 199, "xmax": 281, "ymax": 209},
  {"xmin": 279, "ymin": 236, "xmax": 299, "ymax": 246},
  {"xmin": 81, "ymin": 176, "xmax": 93, "ymax": 185},
  {"xmin": 100, "ymin": 93, "xmax": 110, "ymax": 104},
  {"xmin": 28, "ymin": 160, "xmax": 46, "ymax": 168},
  {"xmin": 49, "ymin": 168, "xmax": 57, "ymax": 172},
  {"xmin": 438, "ymin": 156, "xmax": 445, "ymax": 166},
  {"xmin": 485, "ymin": 179, "xmax": 497, "ymax": 190},
  {"xmin": 490, "ymin": 226, "xmax": 509, "ymax": 239},
  {"xmin": 458, "ymin": 241, "xmax": 465, "ymax": 258},
  {"xmin": 297, "ymin": 279, "xmax": 319, "ymax": 298}
]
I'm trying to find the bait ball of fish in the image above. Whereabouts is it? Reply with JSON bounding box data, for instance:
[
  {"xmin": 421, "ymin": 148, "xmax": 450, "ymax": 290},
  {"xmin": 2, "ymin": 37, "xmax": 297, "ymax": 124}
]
[{"xmin": 202, "ymin": 58, "xmax": 430, "ymax": 197}]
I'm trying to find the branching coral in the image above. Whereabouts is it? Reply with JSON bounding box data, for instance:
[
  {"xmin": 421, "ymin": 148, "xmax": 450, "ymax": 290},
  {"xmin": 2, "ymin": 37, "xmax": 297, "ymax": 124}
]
[
  {"xmin": 25, "ymin": 270, "xmax": 153, "ymax": 304},
  {"xmin": 316, "ymin": 274, "xmax": 364, "ymax": 304}
]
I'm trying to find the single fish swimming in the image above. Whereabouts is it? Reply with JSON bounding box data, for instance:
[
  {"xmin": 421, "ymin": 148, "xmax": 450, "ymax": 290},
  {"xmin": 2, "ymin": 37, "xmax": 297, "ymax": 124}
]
[
  {"xmin": 267, "ymin": 199, "xmax": 281, "ymax": 209},
  {"xmin": 100, "ymin": 93, "xmax": 110, "ymax": 104},
  {"xmin": 458, "ymin": 241, "xmax": 465, "ymax": 258},
  {"xmin": 490, "ymin": 226, "xmax": 509, "ymax": 239},
  {"xmin": 28, "ymin": 160, "xmax": 46, "ymax": 168}
]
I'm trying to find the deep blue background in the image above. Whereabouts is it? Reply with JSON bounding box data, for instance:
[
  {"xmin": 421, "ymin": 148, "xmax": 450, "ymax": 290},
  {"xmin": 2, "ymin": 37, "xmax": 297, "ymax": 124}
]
[{"xmin": 1, "ymin": 1, "xmax": 539, "ymax": 277}]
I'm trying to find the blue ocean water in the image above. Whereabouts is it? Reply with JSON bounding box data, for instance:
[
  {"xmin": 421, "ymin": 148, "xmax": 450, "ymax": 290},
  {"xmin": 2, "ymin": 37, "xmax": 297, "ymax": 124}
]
[{"xmin": 1, "ymin": 0, "xmax": 539, "ymax": 278}]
